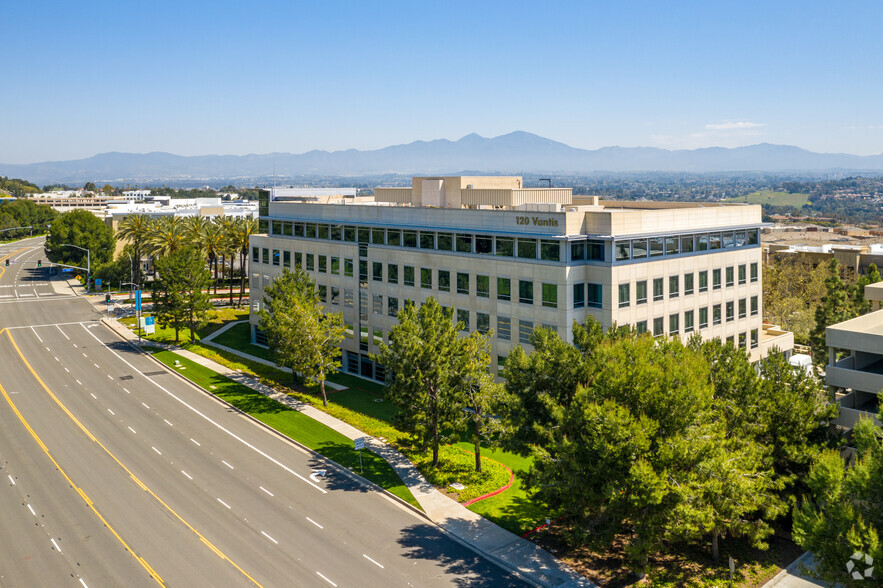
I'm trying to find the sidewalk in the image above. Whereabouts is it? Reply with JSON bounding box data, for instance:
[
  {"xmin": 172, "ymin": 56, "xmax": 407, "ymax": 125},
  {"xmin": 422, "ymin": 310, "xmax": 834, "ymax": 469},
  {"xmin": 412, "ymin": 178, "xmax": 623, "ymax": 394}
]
[
  {"xmin": 103, "ymin": 317, "xmax": 591, "ymax": 587},
  {"xmin": 762, "ymin": 553, "xmax": 826, "ymax": 588}
]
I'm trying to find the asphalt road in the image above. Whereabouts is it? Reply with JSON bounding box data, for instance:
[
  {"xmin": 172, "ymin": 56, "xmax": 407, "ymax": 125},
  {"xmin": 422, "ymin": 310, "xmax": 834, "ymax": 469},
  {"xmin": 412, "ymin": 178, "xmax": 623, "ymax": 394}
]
[{"xmin": 0, "ymin": 240, "xmax": 524, "ymax": 587}]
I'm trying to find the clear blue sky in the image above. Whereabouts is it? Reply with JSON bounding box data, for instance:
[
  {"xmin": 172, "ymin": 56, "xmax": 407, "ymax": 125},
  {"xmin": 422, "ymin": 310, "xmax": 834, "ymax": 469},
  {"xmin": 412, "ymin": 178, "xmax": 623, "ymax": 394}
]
[{"xmin": 3, "ymin": 0, "xmax": 882, "ymax": 164}]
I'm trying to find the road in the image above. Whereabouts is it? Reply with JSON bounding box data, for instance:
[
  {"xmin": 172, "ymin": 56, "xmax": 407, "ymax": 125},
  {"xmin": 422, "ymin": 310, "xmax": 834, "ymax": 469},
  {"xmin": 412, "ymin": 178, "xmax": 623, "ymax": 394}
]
[{"xmin": 0, "ymin": 239, "xmax": 523, "ymax": 587}]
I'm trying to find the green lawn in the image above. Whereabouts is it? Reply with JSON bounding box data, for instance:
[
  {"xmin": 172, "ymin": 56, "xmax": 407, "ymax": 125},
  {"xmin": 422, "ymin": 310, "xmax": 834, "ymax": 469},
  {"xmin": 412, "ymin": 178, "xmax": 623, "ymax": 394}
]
[
  {"xmin": 729, "ymin": 190, "xmax": 809, "ymax": 208},
  {"xmin": 120, "ymin": 308, "xmax": 249, "ymax": 344},
  {"xmin": 150, "ymin": 350, "xmax": 420, "ymax": 509}
]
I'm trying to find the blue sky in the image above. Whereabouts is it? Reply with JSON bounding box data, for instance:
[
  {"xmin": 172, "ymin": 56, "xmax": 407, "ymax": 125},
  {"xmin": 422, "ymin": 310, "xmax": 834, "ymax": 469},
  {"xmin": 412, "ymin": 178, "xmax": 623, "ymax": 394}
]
[{"xmin": 3, "ymin": 0, "xmax": 882, "ymax": 164}]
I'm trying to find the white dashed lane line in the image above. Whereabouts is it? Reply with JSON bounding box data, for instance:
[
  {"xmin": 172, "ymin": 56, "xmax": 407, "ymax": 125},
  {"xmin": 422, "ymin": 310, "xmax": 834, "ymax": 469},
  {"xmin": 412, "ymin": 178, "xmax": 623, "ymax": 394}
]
[
  {"xmin": 261, "ymin": 531, "xmax": 278, "ymax": 545},
  {"xmin": 128, "ymin": 427, "xmax": 136, "ymax": 434},
  {"xmin": 306, "ymin": 517, "xmax": 323, "ymax": 529},
  {"xmin": 190, "ymin": 438, "xmax": 200, "ymax": 446},
  {"xmin": 260, "ymin": 486, "xmax": 274, "ymax": 497},
  {"xmin": 217, "ymin": 498, "xmax": 231, "ymax": 509},
  {"xmin": 222, "ymin": 461, "xmax": 234, "ymax": 469},
  {"xmin": 164, "ymin": 419, "xmax": 173, "ymax": 426},
  {"xmin": 152, "ymin": 447, "xmax": 162, "ymax": 455},
  {"xmin": 27, "ymin": 504, "xmax": 35, "ymax": 516},
  {"xmin": 363, "ymin": 554, "xmax": 384, "ymax": 568},
  {"xmin": 181, "ymin": 471, "xmax": 193, "ymax": 480},
  {"xmin": 316, "ymin": 572, "xmax": 337, "ymax": 587}
]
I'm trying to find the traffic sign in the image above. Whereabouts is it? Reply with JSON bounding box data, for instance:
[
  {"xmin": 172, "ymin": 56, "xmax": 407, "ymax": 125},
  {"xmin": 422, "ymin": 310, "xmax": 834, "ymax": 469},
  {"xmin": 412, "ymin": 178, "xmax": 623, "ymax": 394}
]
[
  {"xmin": 354, "ymin": 437, "xmax": 366, "ymax": 450},
  {"xmin": 95, "ymin": 278, "xmax": 102, "ymax": 288},
  {"xmin": 144, "ymin": 315, "xmax": 155, "ymax": 335}
]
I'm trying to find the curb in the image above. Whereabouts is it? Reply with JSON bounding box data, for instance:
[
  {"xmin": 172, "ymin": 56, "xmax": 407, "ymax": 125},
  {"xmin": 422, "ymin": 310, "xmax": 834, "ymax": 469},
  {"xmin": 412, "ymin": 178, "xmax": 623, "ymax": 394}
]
[{"xmin": 760, "ymin": 551, "xmax": 813, "ymax": 587}]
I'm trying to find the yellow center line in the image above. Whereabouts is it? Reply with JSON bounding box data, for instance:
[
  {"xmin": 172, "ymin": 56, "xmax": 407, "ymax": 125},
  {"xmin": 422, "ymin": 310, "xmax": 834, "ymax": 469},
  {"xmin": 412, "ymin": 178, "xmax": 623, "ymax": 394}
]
[
  {"xmin": 4, "ymin": 329, "xmax": 264, "ymax": 587},
  {"xmin": 0, "ymin": 328, "xmax": 164, "ymax": 586},
  {"xmin": 0, "ymin": 246, "xmax": 30, "ymax": 281}
]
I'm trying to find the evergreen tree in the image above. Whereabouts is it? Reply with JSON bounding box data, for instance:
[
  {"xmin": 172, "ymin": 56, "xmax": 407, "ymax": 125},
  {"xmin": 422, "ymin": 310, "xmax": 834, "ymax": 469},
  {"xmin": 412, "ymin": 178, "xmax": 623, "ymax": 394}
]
[
  {"xmin": 152, "ymin": 248, "xmax": 213, "ymax": 343},
  {"xmin": 811, "ymin": 259, "xmax": 856, "ymax": 363}
]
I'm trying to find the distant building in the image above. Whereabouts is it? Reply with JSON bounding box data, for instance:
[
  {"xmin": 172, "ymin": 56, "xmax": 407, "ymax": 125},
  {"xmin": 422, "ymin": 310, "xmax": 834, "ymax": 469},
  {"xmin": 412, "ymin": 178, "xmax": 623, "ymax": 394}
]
[
  {"xmin": 765, "ymin": 242, "xmax": 883, "ymax": 274},
  {"xmin": 122, "ymin": 189, "xmax": 151, "ymax": 200},
  {"xmin": 26, "ymin": 191, "xmax": 108, "ymax": 213}
]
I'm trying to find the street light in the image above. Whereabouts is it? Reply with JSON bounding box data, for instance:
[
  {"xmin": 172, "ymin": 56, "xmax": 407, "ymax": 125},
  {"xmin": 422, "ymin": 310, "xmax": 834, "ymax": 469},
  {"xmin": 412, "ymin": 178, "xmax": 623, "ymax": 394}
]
[
  {"xmin": 59, "ymin": 243, "xmax": 91, "ymax": 291},
  {"xmin": 125, "ymin": 252, "xmax": 133, "ymax": 290}
]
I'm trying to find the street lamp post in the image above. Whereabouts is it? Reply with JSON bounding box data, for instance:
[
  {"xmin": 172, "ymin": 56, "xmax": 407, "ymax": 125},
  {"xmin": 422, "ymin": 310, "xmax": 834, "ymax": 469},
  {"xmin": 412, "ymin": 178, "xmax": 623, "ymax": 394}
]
[
  {"xmin": 59, "ymin": 244, "xmax": 90, "ymax": 291},
  {"xmin": 125, "ymin": 252, "xmax": 133, "ymax": 290}
]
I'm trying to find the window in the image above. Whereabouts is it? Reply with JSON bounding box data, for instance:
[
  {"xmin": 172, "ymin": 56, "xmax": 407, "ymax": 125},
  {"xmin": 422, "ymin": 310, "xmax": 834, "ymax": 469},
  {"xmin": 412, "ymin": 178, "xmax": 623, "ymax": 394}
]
[
  {"xmin": 751, "ymin": 295, "xmax": 758, "ymax": 316},
  {"xmin": 636, "ymin": 280, "xmax": 647, "ymax": 304},
  {"xmin": 318, "ymin": 256, "xmax": 327, "ymax": 273},
  {"xmin": 495, "ymin": 237, "xmax": 514, "ymax": 257},
  {"xmin": 306, "ymin": 254, "xmax": 314, "ymax": 272},
  {"xmin": 387, "ymin": 229, "xmax": 401, "ymax": 247},
  {"xmin": 571, "ymin": 241, "xmax": 586, "ymax": 261},
  {"xmin": 748, "ymin": 229, "xmax": 759, "ymax": 245},
  {"xmin": 517, "ymin": 239, "xmax": 536, "ymax": 259},
  {"xmin": 283, "ymin": 251, "xmax": 291, "ymax": 268},
  {"xmin": 684, "ymin": 273, "xmax": 694, "ymax": 296},
  {"xmin": 726, "ymin": 266, "xmax": 734, "ymax": 287},
  {"xmin": 404, "ymin": 266, "xmax": 415, "ymax": 287},
  {"xmin": 295, "ymin": 252, "xmax": 302, "ymax": 268},
  {"xmin": 372, "ymin": 262, "xmax": 382, "ymax": 281},
  {"xmin": 387, "ymin": 264, "xmax": 398, "ymax": 284},
  {"xmin": 293, "ymin": 223, "xmax": 305, "ymax": 237},
  {"xmin": 477, "ymin": 275, "xmax": 490, "ymax": 298},
  {"xmin": 373, "ymin": 294, "xmax": 383, "ymax": 315},
  {"xmin": 519, "ymin": 320, "xmax": 533, "ymax": 344},
  {"xmin": 497, "ymin": 278, "xmax": 511, "ymax": 301},
  {"xmin": 699, "ymin": 270, "xmax": 708, "ymax": 293},
  {"xmin": 587, "ymin": 283, "xmax": 602, "ymax": 308},
  {"xmin": 649, "ymin": 237, "xmax": 664, "ymax": 257},
  {"xmin": 437, "ymin": 233, "xmax": 452, "ymax": 251},
  {"xmin": 669, "ymin": 275, "xmax": 679, "ymax": 298},
  {"xmin": 636, "ymin": 321, "xmax": 648, "ymax": 334},
  {"xmin": 738, "ymin": 332, "xmax": 746, "ymax": 348},
  {"xmin": 330, "ymin": 225, "xmax": 341, "ymax": 240},
  {"xmin": 632, "ymin": 239, "xmax": 648, "ymax": 258},
  {"xmin": 750, "ymin": 262, "xmax": 758, "ymax": 282},
  {"xmin": 438, "ymin": 270, "xmax": 451, "ymax": 292},
  {"xmin": 419, "ymin": 231, "xmax": 434, "ymax": 249},
  {"xmin": 684, "ymin": 310, "xmax": 695, "ymax": 333},
  {"xmin": 587, "ymin": 240, "xmax": 604, "ymax": 261},
  {"xmin": 497, "ymin": 355, "xmax": 507, "ymax": 367},
  {"xmin": 616, "ymin": 242, "xmax": 631, "ymax": 261},
  {"xmin": 726, "ymin": 301, "xmax": 734, "ymax": 321},
  {"xmin": 420, "ymin": 268, "xmax": 432, "ymax": 289},
  {"xmin": 519, "ymin": 280, "xmax": 534, "ymax": 304},
  {"xmin": 456, "ymin": 233, "xmax": 472, "ymax": 253},
  {"xmin": 343, "ymin": 226, "xmax": 355, "ymax": 242},
  {"xmin": 374, "ymin": 329, "xmax": 383, "ymax": 346},
  {"xmin": 681, "ymin": 235, "xmax": 695, "ymax": 253},
  {"xmin": 713, "ymin": 304, "xmax": 721, "ymax": 325},
  {"xmin": 738, "ymin": 264, "xmax": 747, "ymax": 285},
  {"xmin": 251, "ymin": 246, "xmax": 260, "ymax": 263},
  {"xmin": 699, "ymin": 307, "xmax": 708, "ymax": 328},
  {"xmin": 710, "ymin": 233, "xmax": 722, "ymax": 250},
  {"xmin": 497, "ymin": 316, "xmax": 511, "ymax": 340},
  {"xmin": 540, "ymin": 240, "xmax": 560, "ymax": 261},
  {"xmin": 330, "ymin": 257, "xmax": 339, "ymax": 274},
  {"xmin": 698, "ymin": 234, "xmax": 709, "ymax": 251},
  {"xmin": 654, "ymin": 317, "xmax": 664, "ymax": 337},
  {"xmin": 618, "ymin": 283, "xmax": 630, "ymax": 308},
  {"xmin": 723, "ymin": 232, "xmax": 735, "ymax": 248},
  {"xmin": 272, "ymin": 221, "xmax": 282, "ymax": 235},
  {"xmin": 457, "ymin": 309, "xmax": 469, "ymax": 331},
  {"xmin": 306, "ymin": 224, "xmax": 318, "ymax": 239},
  {"xmin": 669, "ymin": 313, "xmax": 679, "ymax": 335},
  {"xmin": 344, "ymin": 258, "xmax": 353, "ymax": 277},
  {"xmin": 739, "ymin": 298, "xmax": 747, "ymax": 319},
  {"xmin": 476, "ymin": 312, "xmax": 490, "ymax": 334},
  {"xmin": 318, "ymin": 285, "xmax": 327, "ymax": 303},
  {"xmin": 573, "ymin": 283, "xmax": 585, "ymax": 308},
  {"xmin": 751, "ymin": 329, "xmax": 759, "ymax": 349},
  {"xmin": 653, "ymin": 278, "xmax": 664, "ymax": 301},
  {"xmin": 318, "ymin": 225, "xmax": 330, "ymax": 240},
  {"xmin": 344, "ymin": 289, "xmax": 354, "ymax": 308},
  {"xmin": 665, "ymin": 237, "xmax": 679, "ymax": 255},
  {"xmin": 359, "ymin": 260, "xmax": 367, "ymax": 281},
  {"xmin": 475, "ymin": 235, "xmax": 493, "ymax": 255},
  {"xmin": 457, "ymin": 272, "xmax": 469, "ymax": 295},
  {"xmin": 713, "ymin": 269, "xmax": 721, "ymax": 290},
  {"xmin": 403, "ymin": 230, "xmax": 417, "ymax": 247},
  {"xmin": 542, "ymin": 283, "xmax": 558, "ymax": 308},
  {"xmin": 262, "ymin": 248, "xmax": 269, "ymax": 264}
]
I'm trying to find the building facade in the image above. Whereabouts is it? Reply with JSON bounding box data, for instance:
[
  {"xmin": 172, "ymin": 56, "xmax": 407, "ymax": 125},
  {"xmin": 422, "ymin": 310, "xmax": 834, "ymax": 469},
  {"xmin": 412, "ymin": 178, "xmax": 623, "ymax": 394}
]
[{"xmin": 250, "ymin": 177, "xmax": 791, "ymax": 382}]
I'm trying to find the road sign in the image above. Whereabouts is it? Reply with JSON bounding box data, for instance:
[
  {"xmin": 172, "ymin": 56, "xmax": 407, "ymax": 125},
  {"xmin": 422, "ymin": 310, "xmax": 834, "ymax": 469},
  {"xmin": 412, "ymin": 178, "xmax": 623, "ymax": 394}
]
[
  {"xmin": 135, "ymin": 290, "xmax": 142, "ymax": 311},
  {"xmin": 144, "ymin": 315, "xmax": 155, "ymax": 335},
  {"xmin": 354, "ymin": 437, "xmax": 366, "ymax": 450},
  {"xmin": 62, "ymin": 268, "xmax": 73, "ymax": 273},
  {"xmin": 95, "ymin": 278, "xmax": 102, "ymax": 287}
]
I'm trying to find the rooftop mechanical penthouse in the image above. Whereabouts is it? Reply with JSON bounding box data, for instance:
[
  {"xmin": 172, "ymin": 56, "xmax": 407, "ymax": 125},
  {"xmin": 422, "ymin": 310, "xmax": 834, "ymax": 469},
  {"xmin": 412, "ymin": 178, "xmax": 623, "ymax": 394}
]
[{"xmin": 249, "ymin": 176, "xmax": 792, "ymax": 382}]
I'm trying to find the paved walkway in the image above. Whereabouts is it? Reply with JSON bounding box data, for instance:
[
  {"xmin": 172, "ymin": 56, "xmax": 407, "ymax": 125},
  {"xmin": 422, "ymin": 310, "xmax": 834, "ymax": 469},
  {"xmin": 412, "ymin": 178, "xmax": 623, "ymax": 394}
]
[
  {"xmin": 103, "ymin": 317, "xmax": 590, "ymax": 587},
  {"xmin": 762, "ymin": 553, "xmax": 827, "ymax": 588}
]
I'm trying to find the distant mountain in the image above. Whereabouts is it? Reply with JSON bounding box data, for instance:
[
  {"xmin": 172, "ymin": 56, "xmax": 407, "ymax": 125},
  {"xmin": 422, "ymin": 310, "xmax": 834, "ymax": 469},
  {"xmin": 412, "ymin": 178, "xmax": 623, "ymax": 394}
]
[{"xmin": 3, "ymin": 131, "xmax": 883, "ymax": 185}]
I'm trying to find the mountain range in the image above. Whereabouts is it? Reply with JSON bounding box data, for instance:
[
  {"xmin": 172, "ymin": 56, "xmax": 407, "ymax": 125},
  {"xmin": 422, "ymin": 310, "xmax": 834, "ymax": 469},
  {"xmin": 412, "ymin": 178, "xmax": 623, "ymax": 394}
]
[{"xmin": 3, "ymin": 131, "xmax": 883, "ymax": 185}]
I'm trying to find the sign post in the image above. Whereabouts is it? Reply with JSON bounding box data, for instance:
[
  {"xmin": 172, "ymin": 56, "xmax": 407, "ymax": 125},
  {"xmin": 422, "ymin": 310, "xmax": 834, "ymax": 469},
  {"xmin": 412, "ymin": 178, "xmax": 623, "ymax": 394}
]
[
  {"xmin": 354, "ymin": 437, "xmax": 365, "ymax": 473},
  {"xmin": 144, "ymin": 316, "xmax": 155, "ymax": 335},
  {"xmin": 135, "ymin": 290, "xmax": 142, "ymax": 344},
  {"xmin": 728, "ymin": 556, "xmax": 735, "ymax": 588}
]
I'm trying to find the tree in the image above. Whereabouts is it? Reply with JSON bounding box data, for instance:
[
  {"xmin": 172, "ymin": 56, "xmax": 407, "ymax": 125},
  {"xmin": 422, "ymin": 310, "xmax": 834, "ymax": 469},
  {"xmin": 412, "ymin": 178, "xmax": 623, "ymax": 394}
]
[
  {"xmin": 763, "ymin": 257, "xmax": 829, "ymax": 343},
  {"xmin": 83, "ymin": 182, "xmax": 96, "ymax": 192},
  {"xmin": 152, "ymin": 248, "xmax": 213, "ymax": 343},
  {"xmin": 454, "ymin": 332, "xmax": 503, "ymax": 473},
  {"xmin": 811, "ymin": 259, "xmax": 860, "ymax": 362},
  {"xmin": 291, "ymin": 297, "xmax": 346, "ymax": 407},
  {"xmin": 45, "ymin": 209, "xmax": 115, "ymax": 269},
  {"xmin": 94, "ymin": 246, "xmax": 136, "ymax": 287},
  {"xmin": 232, "ymin": 217, "xmax": 258, "ymax": 307},
  {"xmin": 373, "ymin": 298, "xmax": 464, "ymax": 468},
  {"xmin": 115, "ymin": 214, "xmax": 152, "ymax": 288},
  {"xmin": 148, "ymin": 216, "xmax": 187, "ymax": 257}
]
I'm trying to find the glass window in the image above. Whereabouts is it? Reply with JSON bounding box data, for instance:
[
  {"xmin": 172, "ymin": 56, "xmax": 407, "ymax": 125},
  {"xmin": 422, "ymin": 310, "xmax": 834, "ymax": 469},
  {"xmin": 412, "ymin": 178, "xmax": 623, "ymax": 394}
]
[
  {"xmin": 699, "ymin": 307, "xmax": 708, "ymax": 328},
  {"xmin": 293, "ymin": 223, "xmax": 305, "ymax": 237},
  {"xmin": 697, "ymin": 234, "xmax": 709, "ymax": 251},
  {"xmin": 636, "ymin": 321, "xmax": 648, "ymax": 334},
  {"xmin": 403, "ymin": 230, "xmax": 417, "ymax": 248},
  {"xmin": 477, "ymin": 275, "xmax": 490, "ymax": 298},
  {"xmin": 457, "ymin": 272, "xmax": 469, "ymax": 295},
  {"xmin": 681, "ymin": 235, "xmax": 695, "ymax": 253},
  {"xmin": 318, "ymin": 285, "xmax": 326, "ymax": 303},
  {"xmin": 669, "ymin": 275, "xmax": 679, "ymax": 298},
  {"xmin": 751, "ymin": 329, "xmax": 759, "ymax": 348},
  {"xmin": 251, "ymin": 246, "xmax": 259, "ymax": 263},
  {"xmin": 495, "ymin": 237, "xmax": 514, "ymax": 257},
  {"xmin": 517, "ymin": 239, "xmax": 536, "ymax": 259},
  {"xmin": 540, "ymin": 240, "xmax": 560, "ymax": 261},
  {"xmin": 343, "ymin": 226, "xmax": 356, "ymax": 242},
  {"xmin": 262, "ymin": 248, "xmax": 269, "ymax": 264},
  {"xmin": 476, "ymin": 312, "xmax": 490, "ymax": 334},
  {"xmin": 726, "ymin": 301, "xmax": 734, "ymax": 321},
  {"xmin": 295, "ymin": 252, "xmax": 302, "ymax": 268},
  {"xmin": 735, "ymin": 231, "xmax": 746, "ymax": 247},
  {"xmin": 723, "ymin": 232, "xmax": 734, "ymax": 248},
  {"xmin": 665, "ymin": 237, "xmax": 679, "ymax": 255},
  {"xmin": 330, "ymin": 286, "xmax": 339, "ymax": 305},
  {"xmin": 373, "ymin": 294, "xmax": 383, "ymax": 315},
  {"xmin": 748, "ymin": 229, "xmax": 759, "ymax": 245},
  {"xmin": 373, "ymin": 262, "xmax": 382, "ymax": 281},
  {"xmin": 456, "ymin": 234, "xmax": 472, "ymax": 253},
  {"xmin": 456, "ymin": 309, "xmax": 470, "ymax": 331},
  {"xmin": 344, "ymin": 289, "xmax": 353, "ymax": 308},
  {"xmin": 650, "ymin": 237, "xmax": 664, "ymax": 257},
  {"xmin": 750, "ymin": 263, "xmax": 758, "ymax": 282},
  {"xmin": 436, "ymin": 233, "xmax": 452, "ymax": 251},
  {"xmin": 305, "ymin": 223, "xmax": 317, "ymax": 239},
  {"xmin": 371, "ymin": 227, "xmax": 385, "ymax": 245},
  {"xmin": 318, "ymin": 225, "xmax": 329, "ymax": 240},
  {"xmin": 272, "ymin": 249, "xmax": 280, "ymax": 266},
  {"xmin": 739, "ymin": 298, "xmax": 747, "ymax": 318},
  {"xmin": 497, "ymin": 277, "xmax": 511, "ymax": 301},
  {"xmin": 283, "ymin": 222, "xmax": 293, "ymax": 236},
  {"xmin": 709, "ymin": 233, "xmax": 722, "ymax": 250},
  {"xmin": 739, "ymin": 332, "xmax": 746, "ymax": 348},
  {"xmin": 357, "ymin": 227, "xmax": 370, "ymax": 243},
  {"xmin": 497, "ymin": 316, "xmax": 511, "ymax": 340},
  {"xmin": 359, "ymin": 260, "xmax": 367, "ymax": 281},
  {"xmin": 421, "ymin": 268, "xmax": 432, "ymax": 289},
  {"xmin": 330, "ymin": 225, "xmax": 342, "ymax": 240},
  {"xmin": 542, "ymin": 283, "xmax": 558, "ymax": 308},
  {"xmin": 618, "ymin": 283, "xmax": 630, "ymax": 308},
  {"xmin": 587, "ymin": 240, "xmax": 604, "ymax": 261},
  {"xmin": 751, "ymin": 295, "xmax": 758, "ymax": 315},
  {"xmin": 385, "ymin": 263, "xmax": 398, "ymax": 284},
  {"xmin": 419, "ymin": 231, "xmax": 434, "ymax": 249},
  {"xmin": 636, "ymin": 280, "xmax": 647, "ymax": 304},
  {"xmin": 654, "ymin": 278, "xmax": 664, "ymax": 301},
  {"xmin": 272, "ymin": 221, "xmax": 283, "ymax": 235},
  {"xmin": 713, "ymin": 269, "xmax": 721, "ymax": 289},
  {"xmin": 669, "ymin": 313, "xmax": 679, "ymax": 335},
  {"xmin": 519, "ymin": 280, "xmax": 534, "ymax": 304},
  {"xmin": 475, "ymin": 235, "xmax": 493, "ymax": 255},
  {"xmin": 571, "ymin": 241, "xmax": 586, "ymax": 261},
  {"xmin": 330, "ymin": 256, "xmax": 339, "ymax": 274},
  {"xmin": 438, "ymin": 270, "xmax": 450, "ymax": 292},
  {"xmin": 616, "ymin": 242, "xmax": 631, "ymax": 261},
  {"xmin": 519, "ymin": 320, "xmax": 533, "ymax": 345},
  {"xmin": 388, "ymin": 296, "xmax": 398, "ymax": 317},
  {"xmin": 306, "ymin": 253, "xmax": 314, "ymax": 272},
  {"xmin": 587, "ymin": 283, "xmax": 602, "ymax": 308},
  {"xmin": 404, "ymin": 266, "xmax": 415, "ymax": 287},
  {"xmin": 684, "ymin": 310, "xmax": 694, "ymax": 333},
  {"xmin": 632, "ymin": 239, "xmax": 648, "ymax": 258},
  {"xmin": 684, "ymin": 273, "xmax": 694, "ymax": 295},
  {"xmin": 713, "ymin": 304, "xmax": 722, "ymax": 325},
  {"xmin": 699, "ymin": 270, "xmax": 708, "ymax": 292},
  {"xmin": 318, "ymin": 256, "xmax": 327, "ymax": 273},
  {"xmin": 653, "ymin": 316, "xmax": 664, "ymax": 337},
  {"xmin": 344, "ymin": 258, "xmax": 353, "ymax": 277},
  {"xmin": 726, "ymin": 266, "xmax": 734, "ymax": 287},
  {"xmin": 573, "ymin": 283, "xmax": 585, "ymax": 308},
  {"xmin": 283, "ymin": 251, "xmax": 291, "ymax": 268},
  {"xmin": 386, "ymin": 229, "xmax": 402, "ymax": 247},
  {"xmin": 738, "ymin": 264, "xmax": 746, "ymax": 284},
  {"xmin": 373, "ymin": 329, "xmax": 383, "ymax": 346}
]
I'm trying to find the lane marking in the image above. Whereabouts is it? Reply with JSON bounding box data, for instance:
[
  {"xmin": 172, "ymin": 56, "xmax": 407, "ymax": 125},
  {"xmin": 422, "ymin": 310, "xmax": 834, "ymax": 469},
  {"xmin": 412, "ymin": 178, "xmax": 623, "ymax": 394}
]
[
  {"xmin": 4, "ymin": 329, "xmax": 260, "ymax": 587},
  {"xmin": 316, "ymin": 572, "xmax": 337, "ymax": 587},
  {"xmin": 107, "ymin": 375, "xmax": 113, "ymax": 380},
  {"xmin": 50, "ymin": 538, "xmax": 62, "ymax": 553},
  {"xmin": 217, "ymin": 498, "xmax": 231, "ymax": 509},
  {"xmin": 27, "ymin": 503, "xmax": 36, "ymax": 516},
  {"xmin": 89, "ymin": 393, "xmax": 95, "ymax": 399},
  {"xmin": 30, "ymin": 327, "xmax": 43, "ymax": 343},
  {"xmin": 8, "ymin": 475, "xmax": 15, "ymax": 485},
  {"xmin": 152, "ymin": 447, "xmax": 162, "ymax": 455},
  {"xmin": 107, "ymin": 409, "xmax": 115, "ymax": 416},
  {"xmin": 56, "ymin": 325, "xmax": 70, "ymax": 340},
  {"xmin": 190, "ymin": 438, "xmax": 200, "ymax": 446},
  {"xmin": 79, "ymin": 579, "xmax": 88, "ymax": 588},
  {"xmin": 163, "ymin": 419, "xmax": 173, "ymax": 426},
  {"xmin": 259, "ymin": 486, "xmax": 273, "ymax": 497},
  {"xmin": 64, "ymin": 367, "xmax": 69, "ymax": 373},
  {"xmin": 306, "ymin": 517, "xmax": 323, "ymax": 529},
  {"xmin": 80, "ymin": 324, "xmax": 326, "ymax": 494},
  {"xmin": 123, "ymin": 388, "xmax": 130, "ymax": 394},
  {"xmin": 94, "ymin": 363, "xmax": 100, "ymax": 369},
  {"xmin": 260, "ymin": 531, "xmax": 278, "ymax": 544},
  {"xmin": 363, "ymin": 554, "xmax": 384, "ymax": 568},
  {"xmin": 181, "ymin": 470, "xmax": 193, "ymax": 480},
  {"xmin": 142, "ymin": 402, "xmax": 150, "ymax": 409},
  {"xmin": 83, "ymin": 353, "xmax": 87, "ymax": 358},
  {"xmin": 128, "ymin": 427, "xmax": 136, "ymax": 434},
  {"xmin": 46, "ymin": 346, "xmax": 51, "ymax": 352},
  {"xmin": 222, "ymin": 460, "xmax": 234, "ymax": 469}
]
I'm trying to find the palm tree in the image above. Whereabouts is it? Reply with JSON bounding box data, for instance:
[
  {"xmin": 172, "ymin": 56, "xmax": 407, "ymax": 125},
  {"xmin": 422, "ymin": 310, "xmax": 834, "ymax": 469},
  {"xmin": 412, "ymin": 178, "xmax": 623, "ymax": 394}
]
[
  {"xmin": 233, "ymin": 217, "xmax": 259, "ymax": 307},
  {"xmin": 216, "ymin": 216, "xmax": 239, "ymax": 306},
  {"xmin": 200, "ymin": 220, "xmax": 225, "ymax": 295},
  {"xmin": 115, "ymin": 214, "xmax": 151, "ymax": 288},
  {"xmin": 148, "ymin": 216, "xmax": 187, "ymax": 257}
]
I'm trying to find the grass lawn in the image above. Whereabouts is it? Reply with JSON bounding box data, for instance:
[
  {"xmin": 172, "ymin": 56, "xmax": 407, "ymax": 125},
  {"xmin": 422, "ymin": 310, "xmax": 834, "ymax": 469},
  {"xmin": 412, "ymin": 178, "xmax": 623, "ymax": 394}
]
[
  {"xmin": 729, "ymin": 190, "xmax": 810, "ymax": 209},
  {"xmin": 150, "ymin": 350, "xmax": 420, "ymax": 510},
  {"xmin": 120, "ymin": 308, "xmax": 249, "ymax": 344}
]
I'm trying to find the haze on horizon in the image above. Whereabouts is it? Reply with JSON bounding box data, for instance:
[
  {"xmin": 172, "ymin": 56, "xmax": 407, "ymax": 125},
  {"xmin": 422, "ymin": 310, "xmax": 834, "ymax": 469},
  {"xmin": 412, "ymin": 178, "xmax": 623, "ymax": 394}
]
[{"xmin": 4, "ymin": 0, "xmax": 881, "ymax": 165}]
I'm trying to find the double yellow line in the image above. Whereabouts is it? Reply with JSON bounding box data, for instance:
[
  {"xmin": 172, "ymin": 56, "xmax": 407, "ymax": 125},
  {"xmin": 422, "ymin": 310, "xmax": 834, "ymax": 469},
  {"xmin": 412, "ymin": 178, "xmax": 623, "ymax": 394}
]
[{"xmin": 0, "ymin": 328, "xmax": 263, "ymax": 587}]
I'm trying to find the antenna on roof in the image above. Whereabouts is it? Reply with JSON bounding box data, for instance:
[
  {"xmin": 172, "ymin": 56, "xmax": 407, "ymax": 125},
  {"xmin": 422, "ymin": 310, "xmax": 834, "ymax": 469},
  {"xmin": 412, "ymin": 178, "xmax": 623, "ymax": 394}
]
[{"xmin": 540, "ymin": 178, "xmax": 551, "ymax": 188}]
